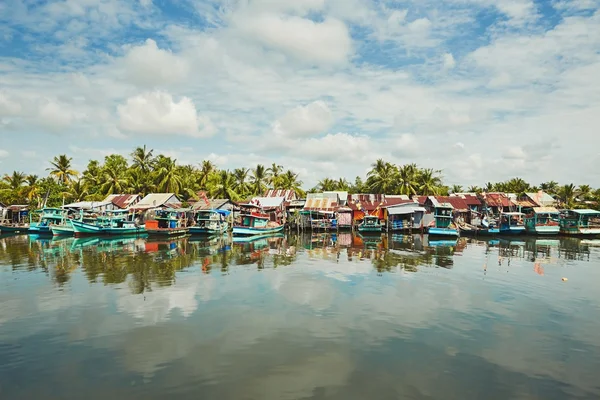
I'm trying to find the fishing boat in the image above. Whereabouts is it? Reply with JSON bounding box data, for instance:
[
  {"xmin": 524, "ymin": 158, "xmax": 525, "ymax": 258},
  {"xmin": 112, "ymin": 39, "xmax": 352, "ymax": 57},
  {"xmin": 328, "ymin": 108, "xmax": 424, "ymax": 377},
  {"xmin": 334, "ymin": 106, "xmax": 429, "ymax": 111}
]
[
  {"xmin": 0, "ymin": 205, "xmax": 30, "ymax": 233},
  {"xmin": 189, "ymin": 209, "xmax": 229, "ymax": 235},
  {"xmin": 233, "ymin": 212, "xmax": 284, "ymax": 236},
  {"xmin": 29, "ymin": 208, "xmax": 65, "ymax": 235},
  {"xmin": 499, "ymin": 212, "xmax": 526, "ymax": 235},
  {"xmin": 71, "ymin": 210, "xmax": 145, "ymax": 236},
  {"xmin": 559, "ymin": 209, "xmax": 600, "ymax": 236},
  {"xmin": 357, "ymin": 215, "xmax": 382, "ymax": 233},
  {"xmin": 427, "ymin": 203, "xmax": 459, "ymax": 237},
  {"xmin": 145, "ymin": 208, "xmax": 189, "ymax": 237},
  {"xmin": 524, "ymin": 207, "xmax": 560, "ymax": 235}
]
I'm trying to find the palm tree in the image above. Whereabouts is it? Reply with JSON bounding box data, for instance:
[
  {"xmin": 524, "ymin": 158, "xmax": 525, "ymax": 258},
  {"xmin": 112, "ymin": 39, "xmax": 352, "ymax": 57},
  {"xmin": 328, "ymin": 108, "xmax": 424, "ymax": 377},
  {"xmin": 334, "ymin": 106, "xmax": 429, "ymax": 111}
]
[
  {"xmin": 101, "ymin": 167, "xmax": 129, "ymax": 195},
  {"xmin": 316, "ymin": 178, "xmax": 337, "ymax": 192},
  {"xmin": 3, "ymin": 171, "xmax": 26, "ymax": 190},
  {"xmin": 484, "ymin": 182, "xmax": 495, "ymax": 192},
  {"xmin": 558, "ymin": 183, "xmax": 576, "ymax": 208},
  {"xmin": 336, "ymin": 178, "xmax": 350, "ymax": 191},
  {"xmin": 450, "ymin": 185, "xmax": 463, "ymax": 194},
  {"xmin": 540, "ymin": 181, "xmax": 559, "ymax": 195},
  {"xmin": 418, "ymin": 168, "xmax": 441, "ymax": 195},
  {"xmin": 267, "ymin": 163, "xmax": 284, "ymax": 187},
  {"xmin": 208, "ymin": 170, "xmax": 239, "ymax": 201},
  {"xmin": 367, "ymin": 160, "xmax": 397, "ymax": 194},
  {"xmin": 131, "ymin": 145, "xmax": 154, "ymax": 173},
  {"xmin": 67, "ymin": 178, "xmax": 89, "ymax": 202},
  {"xmin": 24, "ymin": 175, "xmax": 41, "ymax": 205},
  {"xmin": 251, "ymin": 164, "xmax": 268, "ymax": 196},
  {"xmin": 233, "ymin": 168, "xmax": 251, "ymax": 198},
  {"xmin": 47, "ymin": 154, "xmax": 78, "ymax": 184},
  {"xmin": 467, "ymin": 186, "xmax": 481, "ymax": 194},
  {"xmin": 397, "ymin": 165, "xmax": 418, "ymax": 196},
  {"xmin": 505, "ymin": 177, "xmax": 530, "ymax": 196},
  {"xmin": 279, "ymin": 170, "xmax": 303, "ymax": 193},
  {"xmin": 198, "ymin": 160, "xmax": 216, "ymax": 190},
  {"xmin": 578, "ymin": 185, "xmax": 592, "ymax": 201},
  {"xmin": 127, "ymin": 168, "xmax": 154, "ymax": 196},
  {"xmin": 153, "ymin": 156, "xmax": 183, "ymax": 193}
]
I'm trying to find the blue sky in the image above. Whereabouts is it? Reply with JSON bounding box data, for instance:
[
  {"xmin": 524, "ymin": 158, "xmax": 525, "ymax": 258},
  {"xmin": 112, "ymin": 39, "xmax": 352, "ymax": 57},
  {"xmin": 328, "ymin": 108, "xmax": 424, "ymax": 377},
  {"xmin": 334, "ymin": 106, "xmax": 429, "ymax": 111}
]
[{"xmin": 1, "ymin": 0, "xmax": 599, "ymax": 187}]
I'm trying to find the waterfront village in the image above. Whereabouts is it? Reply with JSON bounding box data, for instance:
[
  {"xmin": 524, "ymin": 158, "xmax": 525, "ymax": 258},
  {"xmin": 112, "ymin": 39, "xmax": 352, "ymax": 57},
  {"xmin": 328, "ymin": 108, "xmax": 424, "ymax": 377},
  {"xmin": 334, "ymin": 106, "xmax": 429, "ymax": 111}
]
[{"xmin": 1, "ymin": 189, "xmax": 599, "ymax": 239}]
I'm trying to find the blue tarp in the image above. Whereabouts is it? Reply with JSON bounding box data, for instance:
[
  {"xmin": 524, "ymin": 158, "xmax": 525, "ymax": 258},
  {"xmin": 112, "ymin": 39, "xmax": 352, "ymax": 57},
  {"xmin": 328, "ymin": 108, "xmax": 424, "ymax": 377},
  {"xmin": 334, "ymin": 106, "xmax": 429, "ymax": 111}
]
[{"xmin": 215, "ymin": 209, "xmax": 231, "ymax": 216}]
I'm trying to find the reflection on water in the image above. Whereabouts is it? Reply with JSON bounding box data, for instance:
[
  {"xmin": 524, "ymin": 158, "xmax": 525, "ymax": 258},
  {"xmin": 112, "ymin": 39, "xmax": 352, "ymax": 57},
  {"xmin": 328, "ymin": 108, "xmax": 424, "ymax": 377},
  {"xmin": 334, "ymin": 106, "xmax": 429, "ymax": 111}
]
[{"xmin": 1, "ymin": 233, "xmax": 600, "ymax": 399}]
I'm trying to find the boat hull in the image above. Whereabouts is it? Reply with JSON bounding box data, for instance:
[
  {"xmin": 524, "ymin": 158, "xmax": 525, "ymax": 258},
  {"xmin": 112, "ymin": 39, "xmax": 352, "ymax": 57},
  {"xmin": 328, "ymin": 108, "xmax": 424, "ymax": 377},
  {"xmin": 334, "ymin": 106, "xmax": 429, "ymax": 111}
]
[
  {"xmin": 71, "ymin": 220, "xmax": 146, "ymax": 236},
  {"xmin": 51, "ymin": 224, "xmax": 74, "ymax": 236},
  {"xmin": 146, "ymin": 228, "xmax": 189, "ymax": 237},
  {"xmin": 232, "ymin": 225, "xmax": 284, "ymax": 236},
  {"xmin": 460, "ymin": 227, "xmax": 499, "ymax": 236},
  {"xmin": 428, "ymin": 227, "xmax": 459, "ymax": 237},
  {"xmin": 357, "ymin": 226, "xmax": 382, "ymax": 233},
  {"xmin": 189, "ymin": 226, "xmax": 227, "ymax": 235},
  {"xmin": 499, "ymin": 226, "xmax": 525, "ymax": 235},
  {"xmin": 526, "ymin": 225, "xmax": 560, "ymax": 235},
  {"xmin": 560, "ymin": 227, "xmax": 600, "ymax": 236},
  {"xmin": 0, "ymin": 224, "xmax": 30, "ymax": 233},
  {"xmin": 29, "ymin": 223, "xmax": 52, "ymax": 235}
]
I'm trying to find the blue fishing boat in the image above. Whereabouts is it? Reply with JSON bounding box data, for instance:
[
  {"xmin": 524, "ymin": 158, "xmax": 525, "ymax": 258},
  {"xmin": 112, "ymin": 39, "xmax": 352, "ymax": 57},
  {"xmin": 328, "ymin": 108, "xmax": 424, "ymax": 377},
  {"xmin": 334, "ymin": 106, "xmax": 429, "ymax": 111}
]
[
  {"xmin": 29, "ymin": 208, "xmax": 65, "ymax": 235},
  {"xmin": 357, "ymin": 215, "xmax": 382, "ymax": 233},
  {"xmin": 71, "ymin": 210, "xmax": 145, "ymax": 236},
  {"xmin": 145, "ymin": 208, "xmax": 189, "ymax": 237},
  {"xmin": 189, "ymin": 209, "xmax": 229, "ymax": 235},
  {"xmin": 427, "ymin": 203, "xmax": 459, "ymax": 237},
  {"xmin": 559, "ymin": 209, "xmax": 600, "ymax": 236},
  {"xmin": 233, "ymin": 213, "xmax": 284, "ymax": 236},
  {"xmin": 524, "ymin": 207, "xmax": 560, "ymax": 235},
  {"xmin": 499, "ymin": 212, "xmax": 526, "ymax": 235}
]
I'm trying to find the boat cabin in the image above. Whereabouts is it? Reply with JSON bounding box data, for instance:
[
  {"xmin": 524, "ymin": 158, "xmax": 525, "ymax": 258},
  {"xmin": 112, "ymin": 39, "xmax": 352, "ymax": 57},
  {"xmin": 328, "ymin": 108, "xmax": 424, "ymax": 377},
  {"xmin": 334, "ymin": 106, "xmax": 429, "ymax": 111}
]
[
  {"xmin": 33, "ymin": 208, "xmax": 65, "ymax": 225},
  {"xmin": 560, "ymin": 209, "xmax": 600, "ymax": 234},
  {"xmin": 526, "ymin": 207, "xmax": 559, "ymax": 225},
  {"xmin": 432, "ymin": 204, "xmax": 454, "ymax": 229},
  {"xmin": 240, "ymin": 213, "xmax": 270, "ymax": 229},
  {"xmin": 149, "ymin": 208, "xmax": 188, "ymax": 229},
  {"xmin": 358, "ymin": 215, "xmax": 382, "ymax": 232}
]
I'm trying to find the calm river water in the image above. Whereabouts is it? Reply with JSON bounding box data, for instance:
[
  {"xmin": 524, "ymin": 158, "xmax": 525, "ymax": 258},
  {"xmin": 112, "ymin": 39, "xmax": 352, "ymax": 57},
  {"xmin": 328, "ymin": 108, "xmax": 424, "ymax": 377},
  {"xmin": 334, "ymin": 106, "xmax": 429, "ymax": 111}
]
[{"xmin": 1, "ymin": 233, "xmax": 599, "ymax": 399}]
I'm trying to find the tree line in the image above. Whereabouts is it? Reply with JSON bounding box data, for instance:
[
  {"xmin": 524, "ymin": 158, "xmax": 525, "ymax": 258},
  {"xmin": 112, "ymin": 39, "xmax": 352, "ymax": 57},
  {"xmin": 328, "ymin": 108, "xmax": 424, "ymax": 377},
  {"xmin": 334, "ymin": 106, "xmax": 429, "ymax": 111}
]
[{"xmin": 1, "ymin": 150, "xmax": 598, "ymax": 210}]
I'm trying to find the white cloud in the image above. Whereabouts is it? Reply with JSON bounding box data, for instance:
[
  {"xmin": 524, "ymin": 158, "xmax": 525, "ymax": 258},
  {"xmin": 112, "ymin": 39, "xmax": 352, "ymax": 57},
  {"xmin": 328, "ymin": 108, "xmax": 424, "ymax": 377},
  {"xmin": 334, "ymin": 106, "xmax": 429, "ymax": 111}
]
[
  {"xmin": 272, "ymin": 101, "xmax": 333, "ymax": 137},
  {"xmin": 443, "ymin": 53, "xmax": 456, "ymax": 69},
  {"xmin": 117, "ymin": 91, "xmax": 216, "ymax": 138},
  {"xmin": 0, "ymin": 93, "xmax": 22, "ymax": 116},
  {"xmin": 0, "ymin": 149, "xmax": 8, "ymax": 158},
  {"xmin": 232, "ymin": 14, "xmax": 352, "ymax": 65},
  {"xmin": 123, "ymin": 39, "xmax": 189, "ymax": 87},
  {"xmin": 37, "ymin": 99, "xmax": 75, "ymax": 130},
  {"xmin": 502, "ymin": 146, "xmax": 527, "ymax": 160}
]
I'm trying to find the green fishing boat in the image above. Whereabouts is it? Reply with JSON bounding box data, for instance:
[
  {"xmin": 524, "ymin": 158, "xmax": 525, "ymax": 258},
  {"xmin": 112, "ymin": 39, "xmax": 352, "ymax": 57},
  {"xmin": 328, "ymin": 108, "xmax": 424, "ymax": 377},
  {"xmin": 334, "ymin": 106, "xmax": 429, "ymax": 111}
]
[
  {"xmin": 71, "ymin": 210, "xmax": 145, "ymax": 236},
  {"xmin": 145, "ymin": 208, "xmax": 190, "ymax": 237}
]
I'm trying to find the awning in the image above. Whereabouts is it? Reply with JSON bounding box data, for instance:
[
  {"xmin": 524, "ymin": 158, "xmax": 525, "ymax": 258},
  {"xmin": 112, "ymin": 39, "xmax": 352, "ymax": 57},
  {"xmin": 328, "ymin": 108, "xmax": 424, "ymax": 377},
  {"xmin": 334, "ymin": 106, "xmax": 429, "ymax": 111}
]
[{"xmin": 388, "ymin": 207, "xmax": 426, "ymax": 215}]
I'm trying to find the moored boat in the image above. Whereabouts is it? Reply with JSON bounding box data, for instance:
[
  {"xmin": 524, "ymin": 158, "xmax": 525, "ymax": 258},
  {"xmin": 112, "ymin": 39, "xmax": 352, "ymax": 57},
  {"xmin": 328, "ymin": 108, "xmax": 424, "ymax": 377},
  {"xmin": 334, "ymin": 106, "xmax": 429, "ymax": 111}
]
[
  {"xmin": 427, "ymin": 203, "xmax": 459, "ymax": 237},
  {"xmin": 0, "ymin": 223, "xmax": 30, "ymax": 234},
  {"xmin": 499, "ymin": 212, "xmax": 526, "ymax": 235},
  {"xmin": 559, "ymin": 209, "xmax": 600, "ymax": 236},
  {"xmin": 71, "ymin": 210, "xmax": 145, "ymax": 236},
  {"xmin": 524, "ymin": 207, "xmax": 560, "ymax": 235},
  {"xmin": 145, "ymin": 208, "xmax": 189, "ymax": 237},
  {"xmin": 189, "ymin": 209, "xmax": 229, "ymax": 235},
  {"xmin": 357, "ymin": 215, "xmax": 382, "ymax": 233},
  {"xmin": 233, "ymin": 212, "xmax": 284, "ymax": 236},
  {"xmin": 29, "ymin": 208, "xmax": 65, "ymax": 235}
]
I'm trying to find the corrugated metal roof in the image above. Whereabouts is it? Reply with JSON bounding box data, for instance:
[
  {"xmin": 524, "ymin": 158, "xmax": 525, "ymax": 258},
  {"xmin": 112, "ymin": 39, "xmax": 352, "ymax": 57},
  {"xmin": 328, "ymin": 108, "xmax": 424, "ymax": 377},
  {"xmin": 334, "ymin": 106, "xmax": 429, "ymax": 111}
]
[
  {"xmin": 525, "ymin": 192, "xmax": 555, "ymax": 206},
  {"xmin": 516, "ymin": 198, "xmax": 538, "ymax": 208},
  {"xmin": 428, "ymin": 196, "xmax": 455, "ymax": 209},
  {"xmin": 571, "ymin": 209, "xmax": 600, "ymax": 215},
  {"xmin": 251, "ymin": 196, "xmax": 285, "ymax": 208},
  {"xmin": 481, "ymin": 193, "xmax": 514, "ymax": 208},
  {"xmin": 63, "ymin": 201, "xmax": 112, "ymax": 210},
  {"xmin": 450, "ymin": 194, "xmax": 481, "ymax": 206},
  {"xmin": 132, "ymin": 193, "xmax": 181, "ymax": 210},
  {"xmin": 104, "ymin": 194, "xmax": 141, "ymax": 209},
  {"xmin": 533, "ymin": 207, "xmax": 559, "ymax": 214},
  {"xmin": 192, "ymin": 198, "xmax": 231, "ymax": 211},
  {"xmin": 388, "ymin": 206, "xmax": 426, "ymax": 215},
  {"xmin": 264, "ymin": 189, "xmax": 297, "ymax": 201},
  {"xmin": 303, "ymin": 197, "xmax": 338, "ymax": 211},
  {"xmin": 6, "ymin": 205, "xmax": 28, "ymax": 211}
]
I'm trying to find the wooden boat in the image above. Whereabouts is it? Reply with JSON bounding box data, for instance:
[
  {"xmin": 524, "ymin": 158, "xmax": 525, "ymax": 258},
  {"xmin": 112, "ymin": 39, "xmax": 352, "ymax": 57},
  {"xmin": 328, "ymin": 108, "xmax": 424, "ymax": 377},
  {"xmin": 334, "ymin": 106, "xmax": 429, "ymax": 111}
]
[
  {"xmin": 559, "ymin": 209, "xmax": 600, "ymax": 236},
  {"xmin": 145, "ymin": 208, "xmax": 189, "ymax": 237},
  {"xmin": 357, "ymin": 215, "xmax": 382, "ymax": 233},
  {"xmin": 189, "ymin": 209, "xmax": 229, "ymax": 235},
  {"xmin": 0, "ymin": 223, "xmax": 30, "ymax": 233},
  {"xmin": 233, "ymin": 212, "xmax": 284, "ymax": 236},
  {"xmin": 71, "ymin": 210, "xmax": 145, "ymax": 236},
  {"xmin": 524, "ymin": 207, "xmax": 560, "ymax": 235},
  {"xmin": 29, "ymin": 208, "xmax": 65, "ymax": 235},
  {"xmin": 427, "ymin": 204, "xmax": 459, "ymax": 237},
  {"xmin": 499, "ymin": 212, "xmax": 526, "ymax": 234}
]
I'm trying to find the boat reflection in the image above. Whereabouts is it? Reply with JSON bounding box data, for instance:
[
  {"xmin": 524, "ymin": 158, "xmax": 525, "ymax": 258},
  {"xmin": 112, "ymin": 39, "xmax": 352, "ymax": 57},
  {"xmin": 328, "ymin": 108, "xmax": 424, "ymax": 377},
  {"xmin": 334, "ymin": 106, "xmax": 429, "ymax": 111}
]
[{"xmin": 0, "ymin": 233, "xmax": 594, "ymax": 291}]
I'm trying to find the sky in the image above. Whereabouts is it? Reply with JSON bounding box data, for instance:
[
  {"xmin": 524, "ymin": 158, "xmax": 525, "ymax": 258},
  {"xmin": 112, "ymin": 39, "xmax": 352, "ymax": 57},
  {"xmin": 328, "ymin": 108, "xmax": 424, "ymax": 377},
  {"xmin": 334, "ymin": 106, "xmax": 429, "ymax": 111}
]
[{"xmin": 0, "ymin": 0, "xmax": 599, "ymax": 188}]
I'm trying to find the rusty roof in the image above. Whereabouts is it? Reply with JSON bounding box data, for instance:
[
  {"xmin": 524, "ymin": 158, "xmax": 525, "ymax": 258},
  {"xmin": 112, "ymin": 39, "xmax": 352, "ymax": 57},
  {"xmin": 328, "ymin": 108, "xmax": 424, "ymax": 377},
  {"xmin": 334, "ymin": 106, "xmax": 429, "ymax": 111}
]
[
  {"xmin": 104, "ymin": 194, "xmax": 140, "ymax": 209},
  {"xmin": 264, "ymin": 189, "xmax": 297, "ymax": 201},
  {"xmin": 303, "ymin": 197, "xmax": 338, "ymax": 212},
  {"xmin": 450, "ymin": 194, "xmax": 481, "ymax": 206},
  {"xmin": 192, "ymin": 198, "xmax": 231, "ymax": 211},
  {"xmin": 347, "ymin": 194, "xmax": 411, "ymax": 211},
  {"xmin": 481, "ymin": 193, "xmax": 514, "ymax": 208}
]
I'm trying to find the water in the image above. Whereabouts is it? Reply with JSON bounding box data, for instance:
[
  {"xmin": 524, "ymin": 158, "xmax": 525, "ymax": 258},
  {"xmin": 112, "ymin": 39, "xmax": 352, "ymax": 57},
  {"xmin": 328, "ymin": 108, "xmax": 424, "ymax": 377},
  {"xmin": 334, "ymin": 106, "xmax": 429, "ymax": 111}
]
[{"xmin": 1, "ymin": 233, "xmax": 599, "ymax": 400}]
